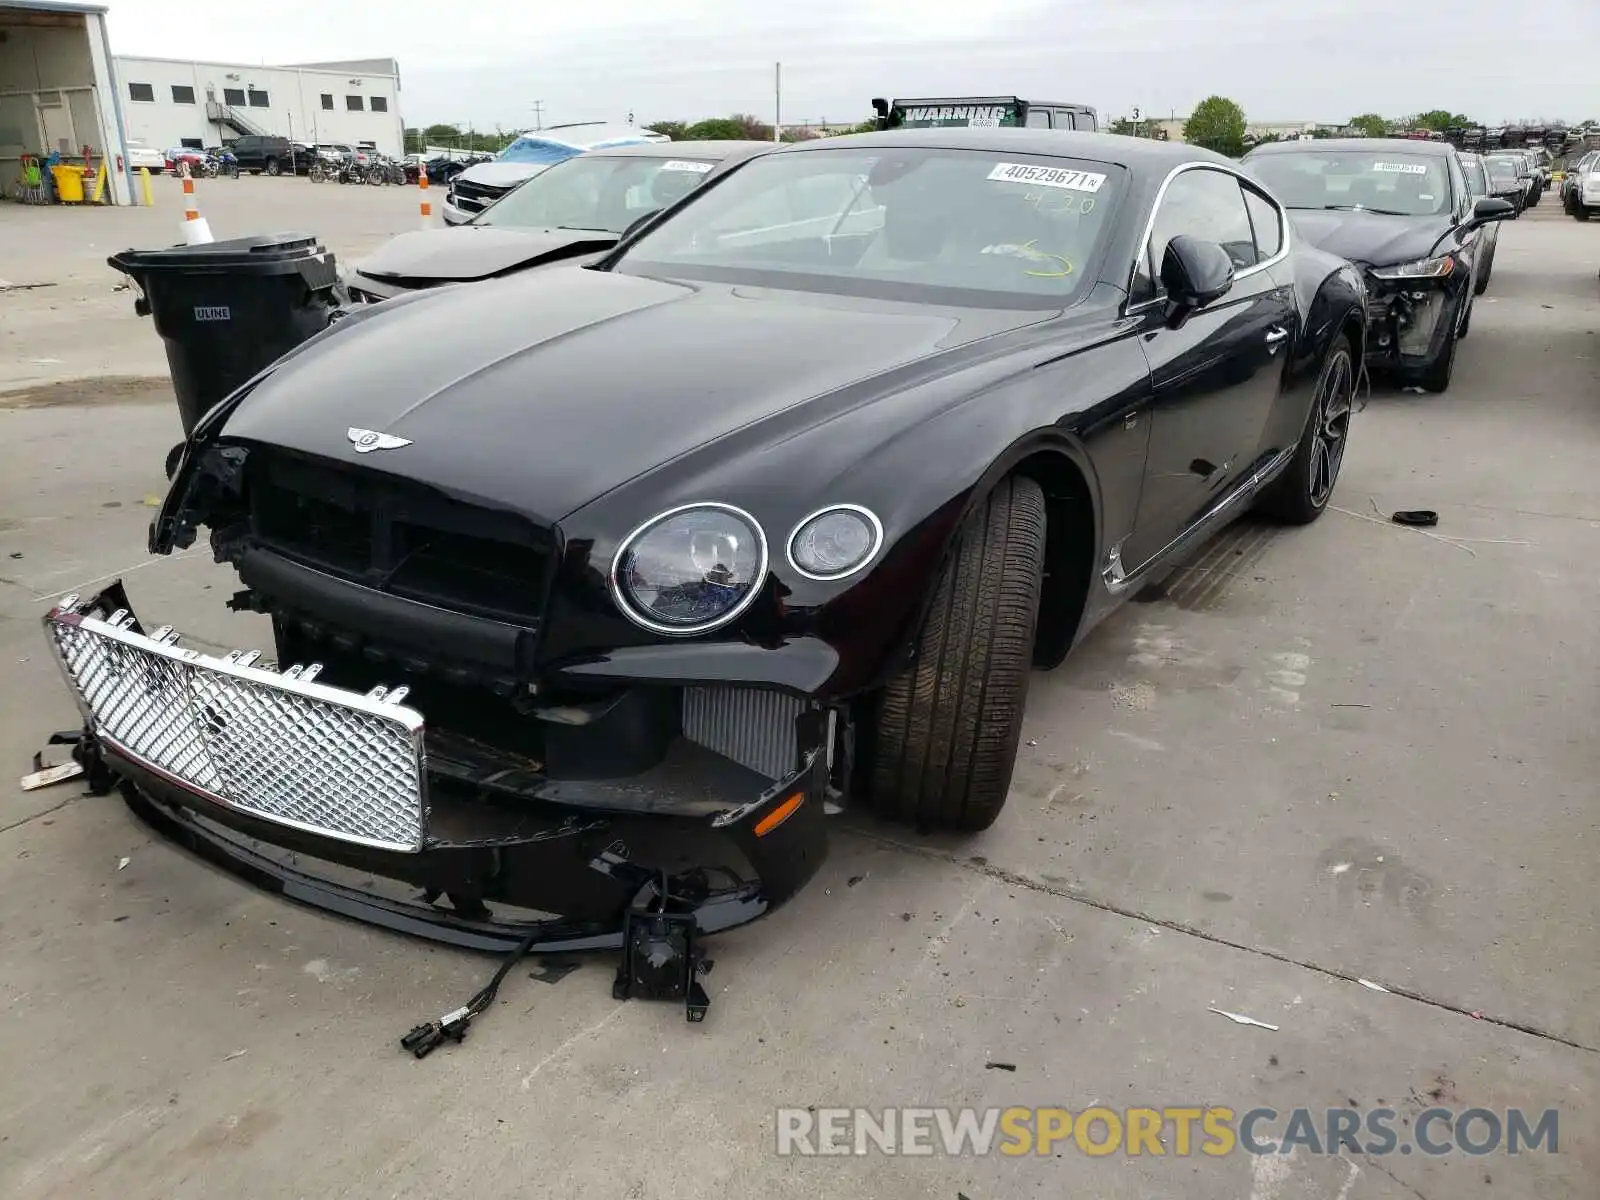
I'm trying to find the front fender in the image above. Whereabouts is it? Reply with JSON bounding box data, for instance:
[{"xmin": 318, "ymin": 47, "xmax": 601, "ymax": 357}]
[
  {"xmin": 1265, "ymin": 257, "xmax": 1366, "ymax": 452},
  {"xmin": 149, "ymin": 287, "xmax": 445, "ymax": 555}
]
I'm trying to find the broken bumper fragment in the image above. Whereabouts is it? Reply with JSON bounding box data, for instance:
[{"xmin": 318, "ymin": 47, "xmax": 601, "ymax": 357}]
[{"xmin": 42, "ymin": 586, "xmax": 829, "ymax": 966}]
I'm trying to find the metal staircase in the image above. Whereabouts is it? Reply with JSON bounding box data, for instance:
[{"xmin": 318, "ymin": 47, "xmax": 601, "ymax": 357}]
[{"xmin": 206, "ymin": 100, "xmax": 266, "ymax": 138}]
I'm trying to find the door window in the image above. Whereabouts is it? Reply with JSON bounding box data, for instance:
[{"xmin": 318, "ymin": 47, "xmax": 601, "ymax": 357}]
[
  {"xmin": 1149, "ymin": 168, "xmax": 1257, "ymax": 274},
  {"xmin": 1025, "ymin": 109, "xmax": 1051, "ymax": 128}
]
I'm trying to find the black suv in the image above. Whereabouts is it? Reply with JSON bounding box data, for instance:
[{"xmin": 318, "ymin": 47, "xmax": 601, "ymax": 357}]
[{"xmin": 229, "ymin": 135, "xmax": 307, "ymax": 177}]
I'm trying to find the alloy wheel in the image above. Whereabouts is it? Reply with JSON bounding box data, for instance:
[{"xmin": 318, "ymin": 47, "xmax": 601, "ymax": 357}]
[{"xmin": 1309, "ymin": 350, "xmax": 1353, "ymax": 507}]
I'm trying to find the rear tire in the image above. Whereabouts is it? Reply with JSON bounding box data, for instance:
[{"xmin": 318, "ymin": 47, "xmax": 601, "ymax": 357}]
[
  {"xmin": 1576, "ymin": 206, "xmax": 1592, "ymax": 222},
  {"xmin": 867, "ymin": 475, "xmax": 1046, "ymax": 832}
]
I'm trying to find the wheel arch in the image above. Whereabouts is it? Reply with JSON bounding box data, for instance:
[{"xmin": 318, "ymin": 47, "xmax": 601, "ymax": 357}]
[{"xmin": 890, "ymin": 429, "xmax": 1102, "ymax": 683}]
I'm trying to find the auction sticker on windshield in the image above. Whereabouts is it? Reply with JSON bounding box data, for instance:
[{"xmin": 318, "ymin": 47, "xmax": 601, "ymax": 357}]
[
  {"xmin": 661, "ymin": 160, "xmax": 715, "ymax": 174},
  {"xmin": 987, "ymin": 163, "xmax": 1106, "ymax": 192},
  {"xmin": 1372, "ymin": 162, "xmax": 1428, "ymax": 174}
]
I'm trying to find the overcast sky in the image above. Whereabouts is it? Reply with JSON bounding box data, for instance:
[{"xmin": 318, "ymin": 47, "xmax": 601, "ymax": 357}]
[{"xmin": 105, "ymin": 0, "xmax": 1599, "ymax": 131}]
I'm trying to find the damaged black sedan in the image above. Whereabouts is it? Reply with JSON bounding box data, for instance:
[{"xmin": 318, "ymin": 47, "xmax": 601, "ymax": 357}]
[
  {"xmin": 47, "ymin": 130, "xmax": 1366, "ymax": 1015},
  {"xmin": 1242, "ymin": 138, "xmax": 1515, "ymax": 393}
]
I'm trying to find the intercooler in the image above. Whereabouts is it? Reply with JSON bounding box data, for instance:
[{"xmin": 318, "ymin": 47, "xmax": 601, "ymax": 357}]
[
  {"xmin": 682, "ymin": 686, "xmax": 807, "ymax": 782},
  {"xmin": 46, "ymin": 603, "xmax": 428, "ymax": 853}
]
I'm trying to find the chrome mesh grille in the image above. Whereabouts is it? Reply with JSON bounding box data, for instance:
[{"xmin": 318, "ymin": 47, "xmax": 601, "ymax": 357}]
[
  {"xmin": 46, "ymin": 609, "xmax": 427, "ymax": 852},
  {"xmin": 682, "ymin": 686, "xmax": 805, "ymax": 781}
]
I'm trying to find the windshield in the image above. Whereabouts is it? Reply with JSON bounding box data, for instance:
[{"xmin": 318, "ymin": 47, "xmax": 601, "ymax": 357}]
[
  {"xmin": 1487, "ymin": 156, "xmax": 1526, "ymax": 178},
  {"xmin": 616, "ymin": 146, "xmax": 1124, "ymax": 308},
  {"xmin": 1461, "ymin": 159, "xmax": 1487, "ymax": 196},
  {"xmin": 1245, "ymin": 150, "xmax": 1452, "ymax": 216},
  {"xmin": 499, "ymin": 131, "xmax": 654, "ymax": 164},
  {"xmin": 477, "ymin": 154, "xmax": 719, "ymax": 233},
  {"xmin": 499, "ymin": 137, "xmax": 587, "ymax": 165},
  {"xmin": 1485, "ymin": 159, "xmax": 1517, "ymax": 183}
]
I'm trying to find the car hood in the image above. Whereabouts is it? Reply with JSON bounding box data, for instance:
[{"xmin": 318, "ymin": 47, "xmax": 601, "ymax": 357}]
[
  {"xmin": 352, "ymin": 227, "xmax": 615, "ymax": 283},
  {"xmin": 221, "ymin": 268, "xmax": 1044, "ymax": 525},
  {"xmin": 455, "ymin": 161, "xmax": 545, "ymax": 190},
  {"xmin": 1286, "ymin": 209, "xmax": 1451, "ymax": 268}
]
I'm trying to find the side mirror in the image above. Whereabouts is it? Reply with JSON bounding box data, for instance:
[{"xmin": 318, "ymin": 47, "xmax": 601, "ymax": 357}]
[
  {"xmin": 1160, "ymin": 235, "xmax": 1235, "ymax": 327},
  {"xmin": 1466, "ymin": 196, "xmax": 1516, "ymax": 227},
  {"xmin": 619, "ymin": 208, "xmax": 662, "ymax": 242}
]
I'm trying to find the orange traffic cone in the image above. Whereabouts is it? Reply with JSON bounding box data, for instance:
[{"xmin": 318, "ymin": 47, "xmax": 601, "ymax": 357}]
[{"xmin": 180, "ymin": 163, "xmax": 213, "ymax": 245}]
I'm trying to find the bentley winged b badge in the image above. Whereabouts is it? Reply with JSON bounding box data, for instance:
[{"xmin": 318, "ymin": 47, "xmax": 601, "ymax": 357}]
[{"xmin": 348, "ymin": 427, "xmax": 412, "ymax": 454}]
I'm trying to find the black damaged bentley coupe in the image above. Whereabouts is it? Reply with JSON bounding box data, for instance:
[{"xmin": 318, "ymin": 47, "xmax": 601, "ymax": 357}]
[{"xmin": 50, "ymin": 130, "xmax": 1368, "ymax": 964}]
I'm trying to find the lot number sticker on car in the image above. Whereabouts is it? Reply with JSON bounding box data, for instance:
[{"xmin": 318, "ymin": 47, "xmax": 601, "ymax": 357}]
[
  {"xmin": 661, "ymin": 160, "xmax": 714, "ymax": 174},
  {"xmin": 987, "ymin": 163, "xmax": 1106, "ymax": 192},
  {"xmin": 1372, "ymin": 162, "xmax": 1428, "ymax": 174}
]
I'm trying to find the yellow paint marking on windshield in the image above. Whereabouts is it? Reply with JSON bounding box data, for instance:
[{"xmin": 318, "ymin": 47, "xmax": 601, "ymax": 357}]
[{"xmin": 1018, "ymin": 240, "xmax": 1074, "ymax": 278}]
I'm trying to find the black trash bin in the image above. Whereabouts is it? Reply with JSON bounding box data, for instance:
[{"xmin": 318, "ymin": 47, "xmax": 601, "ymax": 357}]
[{"xmin": 108, "ymin": 232, "xmax": 341, "ymax": 435}]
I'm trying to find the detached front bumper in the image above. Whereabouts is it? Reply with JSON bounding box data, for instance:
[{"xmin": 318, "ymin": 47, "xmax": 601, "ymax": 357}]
[{"xmin": 42, "ymin": 585, "xmax": 829, "ymax": 956}]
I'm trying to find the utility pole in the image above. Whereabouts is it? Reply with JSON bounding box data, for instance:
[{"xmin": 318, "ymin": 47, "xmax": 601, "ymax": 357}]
[
  {"xmin": 774, "ymin": 63, "xmax": 782, "ymax": 142},
  {"xmin": 530, "ymin": 100, "xmax": 545, "ymax": 130}
]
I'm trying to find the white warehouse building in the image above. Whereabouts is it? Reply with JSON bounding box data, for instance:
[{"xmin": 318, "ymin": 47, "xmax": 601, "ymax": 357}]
[{"xmin": 112, "ymin": 54, "xmax": 405, "ymax": 155}]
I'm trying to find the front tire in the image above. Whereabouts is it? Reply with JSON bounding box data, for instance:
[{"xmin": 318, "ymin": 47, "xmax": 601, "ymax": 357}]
[
  {"xmin": 1417, "ymin": 313, "xmax": 1459, "ymax": 394},
  {"xmin": 867, "ymin": 475, "xmax": 1046, "ymax": 832},
  {"xmin": 1576, "ymin": 206, "xmax": 1592, "ymax": 223},
  {"xmin": 264, "ymin": 157, "xmax": 281, "ymax": 177},
  {"xmin": 1256, "ymin": 335, "xmax": 1353, "ymax": 525}
]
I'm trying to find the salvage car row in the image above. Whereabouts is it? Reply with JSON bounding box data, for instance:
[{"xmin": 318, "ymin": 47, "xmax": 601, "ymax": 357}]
[
  {"xmin": 351, "ymin": 131, "xmax": 1518, "ymax": 395},
  {"xmin": 45, "ymin": 123, "xmax": 1522, "ymax": 1024}
]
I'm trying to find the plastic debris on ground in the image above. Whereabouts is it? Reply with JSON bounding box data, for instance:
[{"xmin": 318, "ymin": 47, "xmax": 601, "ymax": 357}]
[
  {"xmin": 1208, "ymin": 1008, "xmax": 1280, "ymax": 1031},
  {"xmin": 19, "ymin": 761, "xmax": 85, "ymax": 791}
]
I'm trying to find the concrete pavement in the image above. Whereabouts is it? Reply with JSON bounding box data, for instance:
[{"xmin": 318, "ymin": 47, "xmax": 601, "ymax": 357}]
[{"xmin": 0, "ymin": 204, "xmax": 1595, "ymax": 1198}]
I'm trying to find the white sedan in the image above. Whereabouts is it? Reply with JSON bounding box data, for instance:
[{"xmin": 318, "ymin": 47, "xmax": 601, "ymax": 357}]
[{"xmin": 123, "ymin": 139, "xmax": 166, "ymax": 173}]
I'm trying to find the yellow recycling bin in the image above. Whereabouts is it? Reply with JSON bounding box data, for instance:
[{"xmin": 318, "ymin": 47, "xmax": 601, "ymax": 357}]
[{"xmin": 50, "ymin": 164, "xmax": 87, "ymax": 204}]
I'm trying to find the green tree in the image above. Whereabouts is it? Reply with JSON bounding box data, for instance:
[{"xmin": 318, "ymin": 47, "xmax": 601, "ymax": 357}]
[
  {"xmin": 645, "ymin": 121, "xmax": 688, "ymax": 140},
  {"xmin": 1349, "ymin": 112, "xmax": 1389, "ymax": 139},
  {"xmin": 682, "ymin": 113, "xmax": 774, "ymax": 141},
  {"xmin": 1109, "ymin": 117, "xmax": 1138, "ymax": 136},
  {"xmin": 1183, "ymin": 96, "xmax": 1247, "ymax": 157},
  {"xmin": 422, "ymin": 123, "xmax": 462, "ymax": 141},
  {"xmin": 848, "ymin": 118, "xmax": 880, "ymax": 134},
  {"xmin": 683, "ymin": 117, "xmax": 749, "ymax": 140},
  {"xmin": 1414, "ymin": 109, "xmax": 1471, "ymax": 132}
]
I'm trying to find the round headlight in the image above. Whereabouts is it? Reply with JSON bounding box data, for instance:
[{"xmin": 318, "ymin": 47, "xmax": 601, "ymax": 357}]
[
  {"xmin": 611, "ymin": 503, "xmax": 768, "ymax": 635},
  {"xmin": 787, "ymin": 505, "xmax": 883, "ymax": 581}
]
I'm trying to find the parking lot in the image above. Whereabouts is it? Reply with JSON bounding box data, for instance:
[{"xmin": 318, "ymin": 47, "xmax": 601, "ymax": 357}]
[{"xmin": 1, "ymin": 181, "xmax": 1597, "ymax": 1198}]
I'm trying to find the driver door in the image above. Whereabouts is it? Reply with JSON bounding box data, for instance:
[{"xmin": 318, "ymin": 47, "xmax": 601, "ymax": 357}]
[{"xmin": 1119, "ymin": 166, "xmax": 1295, "ymax": 573}]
